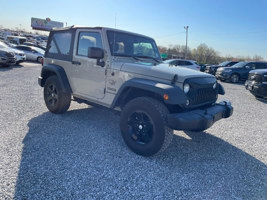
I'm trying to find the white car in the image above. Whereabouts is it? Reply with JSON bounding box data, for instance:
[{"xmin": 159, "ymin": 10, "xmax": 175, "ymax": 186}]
[
  {"xmin": 0, "ymin": 41, "xmax": 26, "ymax": 64},
  {"xmin": 163, "ymin": 59, "xmax": 200, "ymax": 71},
  {"xmin": 14, "ymin": 45, "xmax": 44, "ymax": 62}
]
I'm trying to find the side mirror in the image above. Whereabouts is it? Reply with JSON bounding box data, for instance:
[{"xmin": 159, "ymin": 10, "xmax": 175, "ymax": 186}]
[
  {"xmin": 245, "ymin": 65, "xmax": 250, "ymax": 69},
  {"xmin": 88, "ymin": 47, "xmax": 104, "ymax": 59},
  {"xmin": 88, "ymin": 47, "xmax": 105, "ymax": 67}
]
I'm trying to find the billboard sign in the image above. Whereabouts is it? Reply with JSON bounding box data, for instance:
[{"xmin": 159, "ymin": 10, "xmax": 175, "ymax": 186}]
[{"xmin": 31, "ymin": 17, "xmax": 64, "ymax": 31}]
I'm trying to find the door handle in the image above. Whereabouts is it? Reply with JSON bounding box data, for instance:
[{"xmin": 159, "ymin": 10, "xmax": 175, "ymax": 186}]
[{"xmin": 72, "ymin": 60, "xmax": 81, "ymax": 65}]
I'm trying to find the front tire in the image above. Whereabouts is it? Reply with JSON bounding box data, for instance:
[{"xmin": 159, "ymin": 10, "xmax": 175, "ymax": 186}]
[
  {"xmin": 230, "ymin": 74, "xmax": 240, "ymax": 83},
  {"xmin": 120, "ymin": 97, "xmax": 173, "ymax": 156},
  {"xmin": 44, "ymin": 75, "xmax": 71, "ymax": 114}
]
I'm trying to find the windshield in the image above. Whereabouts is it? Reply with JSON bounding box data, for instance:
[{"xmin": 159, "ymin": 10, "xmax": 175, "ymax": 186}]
[
  {"xmin": 163, "ymin": 60, "xmax": 172, "ymax": 64},
  {"xmin": 231, "ymin": 62, "xmax": 248, "ymax": 68},
  {"xmin": 33, "ymin": 47, "xmax": 45, "ymax": 54},
  {"xmin": 107, "ymin": 30, "xmax": 161, "ymax": 61},
  {"xmin": 0, "ymin": 41, "xmax": 9, "ymax": 48}
]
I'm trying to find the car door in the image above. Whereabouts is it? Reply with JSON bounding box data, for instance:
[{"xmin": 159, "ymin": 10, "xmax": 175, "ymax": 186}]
[
  {"xmin": 242, "ymin": 62, "xmax": 255, "ymax": 80},
  {"xmin": 21, "ymin": 46, "xmax": 35, "ymax": 60},
  {"xmin": 70, "ymin": 29, "xmax": 106, "ymax": 99}
]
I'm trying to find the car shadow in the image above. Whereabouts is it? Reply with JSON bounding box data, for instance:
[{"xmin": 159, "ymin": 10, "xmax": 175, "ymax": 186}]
[
  {"xmin": 255, "ymin": 97, "xmax": 267, "ymax": 103},
  {"xmin": 0, "ymin": 64, "xmax": 23, "ymax": 71},
  {"xmin": 14, "ymin": 107, "xmax": 266, "ymax": 199},
  {"xmin": 219, "ymin": 80, "xmax": 245, "ymax": 86}
]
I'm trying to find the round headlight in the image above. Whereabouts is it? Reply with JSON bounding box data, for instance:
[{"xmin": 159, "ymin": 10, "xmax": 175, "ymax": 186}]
[
  {"xmin": 183, "ymin": 83, "xmax": 190, "ymax": 94},
  {"xmin": 213, "ymin": 82, "xmax": 217, "ymax": 89}
]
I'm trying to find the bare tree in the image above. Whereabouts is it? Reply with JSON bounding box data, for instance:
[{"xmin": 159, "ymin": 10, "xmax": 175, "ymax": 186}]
[{"xmin": 253, "ymin": 55, "xmax": 263, "ymax": 61}]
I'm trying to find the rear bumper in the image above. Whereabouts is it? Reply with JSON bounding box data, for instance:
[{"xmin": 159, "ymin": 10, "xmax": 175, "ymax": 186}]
[{"xmin": 167, "ymin": 101, "xmax": 233, "ymax": 131}]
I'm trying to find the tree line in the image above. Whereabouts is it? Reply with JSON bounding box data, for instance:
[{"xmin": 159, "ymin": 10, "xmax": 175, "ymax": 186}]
[{"xmin": 158, "ymin": 43, "xmax": 264, "ymax": 64}]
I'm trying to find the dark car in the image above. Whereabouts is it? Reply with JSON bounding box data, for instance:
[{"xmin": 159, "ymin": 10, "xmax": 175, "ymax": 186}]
[
  {"xmin": 0, "ymin": 49, "xmax": 16, "ymax": 67},
  {"xmin": 23, "ymin": 42, "xmax": 46, "ymax": 51},
  {"xmin": 205, "ymin": 61, "xmax": 239, "ymax": 75},
  {"xmin": 215, "ymin": 61, "xmax": 267, "ymax": 83},
  {"xmin": 245, "ymin": 69, "xmax": 267, "ymax": 98}
]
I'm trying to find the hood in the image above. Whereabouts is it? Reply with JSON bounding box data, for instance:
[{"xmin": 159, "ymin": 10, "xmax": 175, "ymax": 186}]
[
  {"xmin": 217, "ymin": 66, "xmax": 233, "ymax": 72},
  {"xmin": 249, "ymin": 69, "xmax": 267, "ymax": 75},
  {"xmin": 120, "ymin": 61, "xmax": 214, "ymax": 83},
  {"xmin": 0, "ymin": 47, "xmax": 24, "ymax": 54}
]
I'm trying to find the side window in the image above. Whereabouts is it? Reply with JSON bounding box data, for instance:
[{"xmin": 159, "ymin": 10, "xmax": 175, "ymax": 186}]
[
  {"xmin": 180, "ymin": 61, "xmax": 187, "ymax": 65},
  {"xmin": 16, "ymin": 46, "xmax": 23, "ymax": 50},
  {"xmin": 25, "ymin": 47, "xmax": 32, "ymax": 51},
  {"xmin": 46, "ymin": 31, "xmax": 73, "ymax": 61},
  {"xmin": 185, "ymin": 61, "xmax": 192, "ymax": 65},
  {"xmin": 176, "ymin": 61, "xmax": 182, "ymax": 65},
  {"xmin": 256, "ymin": 63, "xmax": 267, "ymax": 69},
  {"xmin": 246, "ymin": 63, "xmax": 255, "ymax": 69},
  {"xmin": 77, "ymin": 32, "xmax": 102, "ymax": 57}
]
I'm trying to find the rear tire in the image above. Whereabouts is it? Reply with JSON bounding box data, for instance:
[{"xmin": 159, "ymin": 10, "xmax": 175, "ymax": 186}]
[
  {"xmin": 37, "ymin": 57, "xmax": 42, "ymax": 63},
  {"xmin": 120, "ymin": 97, "xmax": 173, "ymax": 156},
  {"xmin": 44, "ymin": 75, "xmax": 71, "ymax": 114}
]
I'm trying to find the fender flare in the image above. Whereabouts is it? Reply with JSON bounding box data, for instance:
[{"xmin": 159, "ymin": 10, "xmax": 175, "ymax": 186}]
[
  {"xmin": 111, "ymin": 78, "xmax": 187, "ymax": 108},
  {"xmin": 40, "ymin": 64, "xmax": 72, "ymax": 93}
]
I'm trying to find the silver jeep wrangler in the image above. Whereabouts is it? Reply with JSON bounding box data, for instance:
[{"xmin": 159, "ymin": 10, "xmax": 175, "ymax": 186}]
[{"xmin": 38, "ymin": 26, "xmax": 233, "ymax": 156}]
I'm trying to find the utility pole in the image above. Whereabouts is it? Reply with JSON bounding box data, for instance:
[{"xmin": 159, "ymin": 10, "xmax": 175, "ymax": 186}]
[{"xmin": 184, "ymin": 26, "xmax": 189, "ymax": 59}]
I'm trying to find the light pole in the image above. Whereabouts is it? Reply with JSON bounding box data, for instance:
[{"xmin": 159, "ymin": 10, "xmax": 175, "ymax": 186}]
[{"xmin": 184, "ymin": 26, "xmax": 189, "ymax": 59}]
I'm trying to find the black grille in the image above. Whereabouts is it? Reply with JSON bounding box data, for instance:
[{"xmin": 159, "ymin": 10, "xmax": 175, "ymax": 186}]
[
  {"xmin": 5, "ymin": 52, "xmax": 15, "ymax": 57},
  {"xmin": 188, "ymin": 87, "xmax": 217, "ymax": 105},
  {"xmin": 184, "ymin": 77, "xmax": 218, "ymax": 108},
  {"xmin": 248, "ymin": 74, "xmax": 263, "ymax": 82}
]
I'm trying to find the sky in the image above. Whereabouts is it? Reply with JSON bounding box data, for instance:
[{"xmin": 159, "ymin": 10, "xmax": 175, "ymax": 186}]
[{"xmin": 0, "ymin": 0, "xmax": 267, "ymax": 60}]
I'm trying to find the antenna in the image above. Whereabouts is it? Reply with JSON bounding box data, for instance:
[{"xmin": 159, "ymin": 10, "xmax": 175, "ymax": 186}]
[{"xmin": 115, "ymin": 13, "xmax": 117, "ymax": 28}]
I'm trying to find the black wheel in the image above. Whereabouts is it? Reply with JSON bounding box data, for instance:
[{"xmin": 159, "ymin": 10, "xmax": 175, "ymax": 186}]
[
  {"xmin": 230, "ymin": 74, "xmax": 240, "ymax": 83},
  {"xmin": 37, "ymin": 57, "xmax": 42, "ymax": 63},
  {"xmin": 44, "ymin": 75, "xmax": 71, "ymax": 114},
  {"xmin": 120, "ymin": 97, "xmax": 173, "ymax": 156}
]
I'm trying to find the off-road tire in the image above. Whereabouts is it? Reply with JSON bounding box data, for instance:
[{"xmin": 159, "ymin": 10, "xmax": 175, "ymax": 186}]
[
  {"xmin": 120, "ymin": 97, "xmax": 173, "ymax": 156},
  {"xmin": 44, "ymin": 75, "xmax": 71, "ymax": 114}
]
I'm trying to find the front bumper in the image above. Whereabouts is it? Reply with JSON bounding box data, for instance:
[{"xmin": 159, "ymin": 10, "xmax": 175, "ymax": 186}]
[
  {"xmin": 0, "ymin": 57, "xmax": 16, "ymax": 65},
  {"xmin": 215, "ymin": 72, "xmax": 231, "ymax": 80},
  {"xmin": 245, "ymin": 80, "xmax": 267, "ymax": 98},
  {"xmin": 167, "ymin": 101, "xmax": 233, "ymax": 131}
]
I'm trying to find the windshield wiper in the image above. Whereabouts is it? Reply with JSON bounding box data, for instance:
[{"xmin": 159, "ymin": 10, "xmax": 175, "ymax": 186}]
[
  {"xmin": 135, "ymin": 56, "xmax": 160, "ymax": 63},
  {"xmin": 113, "ymin": 53, "xmax": 140, "ymax": 61}
]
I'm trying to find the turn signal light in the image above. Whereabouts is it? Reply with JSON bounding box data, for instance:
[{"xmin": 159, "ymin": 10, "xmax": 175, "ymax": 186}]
[{"xmin": 163, "ymin": 94, "xmax": 169, "ymax": 100}]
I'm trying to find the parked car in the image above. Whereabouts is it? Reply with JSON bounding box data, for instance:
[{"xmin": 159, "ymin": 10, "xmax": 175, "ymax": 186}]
[
  {"xmin": 14, "ymin": 45, "xmax": 44, "ymax": 62},
  {"xmin": 199, "ymin": 64, "xmax": 208, "ymax": 72},
  {"xmin": 163, "ymin": 59, "xmax": 200, "ymax": 71},
  {"xmin": 215, "ymin": 61, "xmax": 267, "ymax": 83},
  {"xmin": 6, "ymin": 35, "xmax": 27, "ymax": 45},
  {"xmin": 0, "ymin": 41, "xmax": 26, "ymax": 64},
  {"xmin": 38, "ymin": 26, "xmax": 233, "ymax": 156},
  {"xmin": 245, "ymin": 69, "xmax": 267, "ymax": 98},
  {"xmin": 0, "ymin": 49, "xmax": 16, "ymax": 67},
  {"xmin": 205, "ymin": 61, "xmax": 239, "ymax": 75},
  {"xmin": 24, "ymin": 42, "xmax": 46, "ymax": 50}
]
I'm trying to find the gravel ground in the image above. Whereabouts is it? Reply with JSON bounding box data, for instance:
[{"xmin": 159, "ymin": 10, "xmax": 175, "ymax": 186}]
[{"xmin": 0, "ymin": 62, "xmax": 266, "ymax": 200}]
